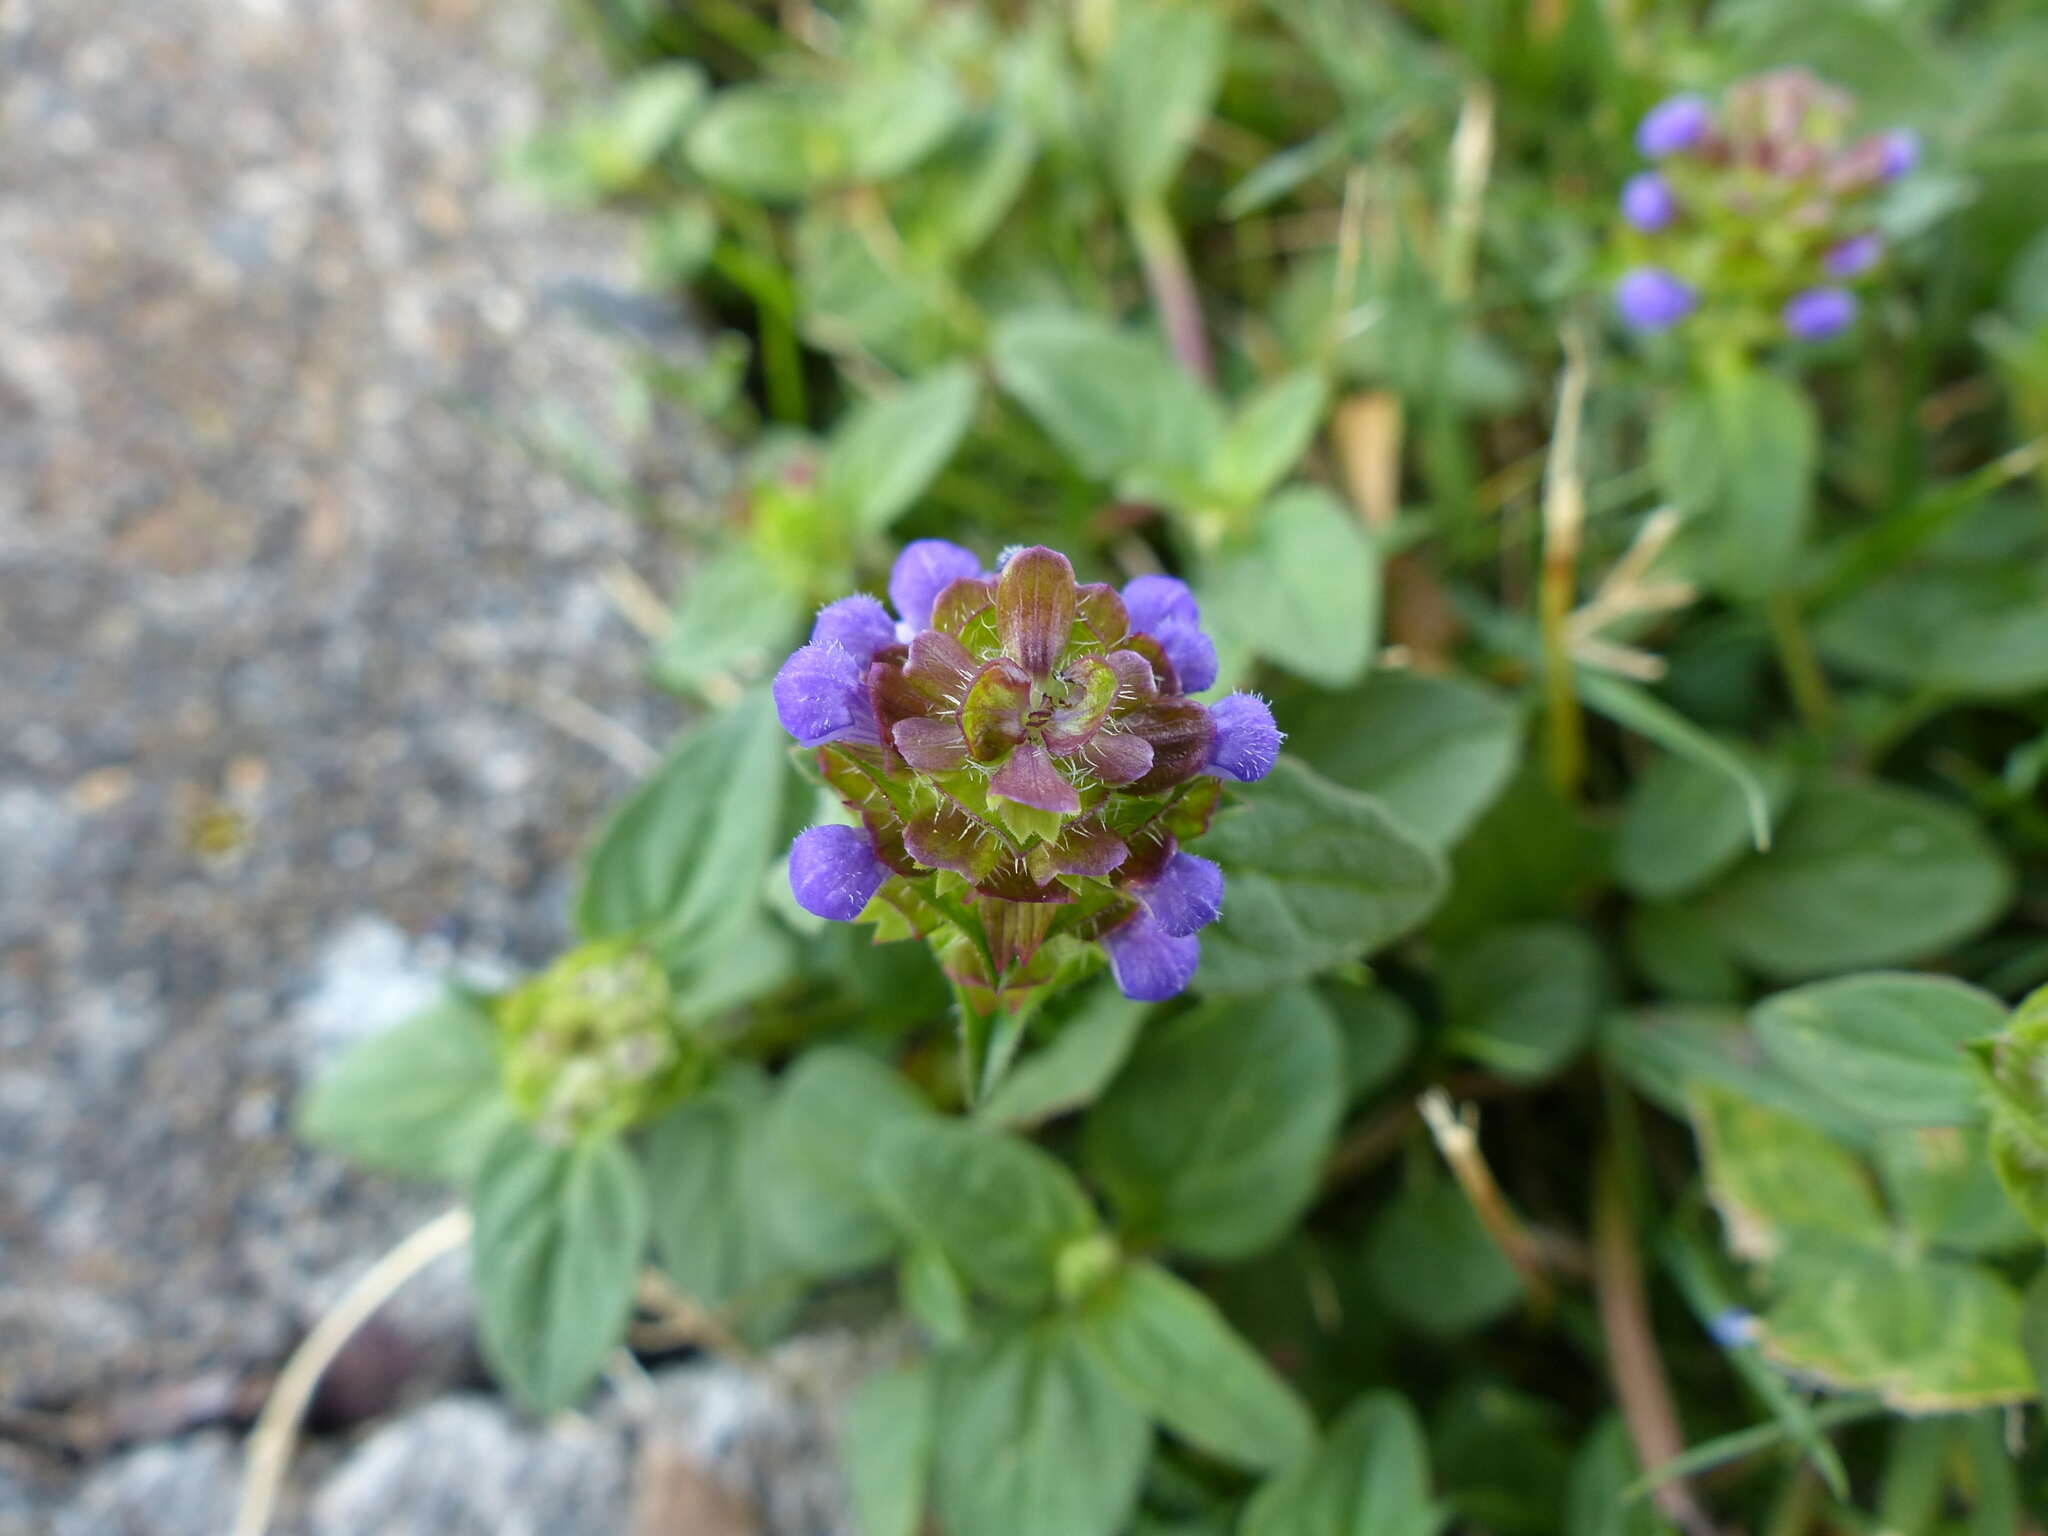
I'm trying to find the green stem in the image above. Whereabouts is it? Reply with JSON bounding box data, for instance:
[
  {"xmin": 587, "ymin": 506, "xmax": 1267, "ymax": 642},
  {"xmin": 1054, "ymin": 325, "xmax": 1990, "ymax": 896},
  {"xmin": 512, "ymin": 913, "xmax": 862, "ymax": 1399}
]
[
  {"xmin": 1767, "ymin": 589, "xmax": 1832, "ymax": 734},
  {"xmin": 1623, "ymin": 1399, "xmax": 1887, "ymax": 1502},
  {"xmin": 1128, "ymin": 196, "xmax": 1214, "ymax": 386}
]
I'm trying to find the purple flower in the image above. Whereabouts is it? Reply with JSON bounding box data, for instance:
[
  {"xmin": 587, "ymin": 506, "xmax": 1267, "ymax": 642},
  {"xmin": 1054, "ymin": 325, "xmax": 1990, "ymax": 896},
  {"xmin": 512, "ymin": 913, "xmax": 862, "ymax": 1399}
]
[
  {"xmin": 1823, "ymin": 233, "xmax": 1881, "ymax": 279},
  {"xmin": 789, "ymin": 825, "xmax": 890, "ymax": 921},
  {"xmin": 1613, "ymin": 267, "xmax": 1698, "ymax": 332},
  {"xmin": 772, "ymin": 641, "xmax": 878, "ymax": 749},
  {"xmin": 1205, "ymin": 693, "xmax": 1282, "ymax": 782},
  {"xmin": 1782, "ymin": 286, "xmax": 1857, "ymax": 341},
  {"xmin": 1637, "ymin": 94, "xmax": 1713, "ymax": 158},
  {"xmin": 1132, "ymin": 851, "xmax": 1224, "ymax": 937},
  {"xmin": 809, "ymin": 594, "xmax": 897, "ymax": 662},
  {"xmin": 1102, "ymin": 908, "xmax": 1201, "ymax": 1001},
  {"xmin": 889, "ymin": 539, "xmax": 984, "ymax": 636},
  {"xmin": 1878, "ymin": 129, "xmax": 1919, "ymax": 180},
  {"xmin": 1121, "ymin": 574, "xmax": 1218, "ymax": 692},
  {"xmin": 1621, "ymin": 172, "xmax": 1678, "ymax": 232}
]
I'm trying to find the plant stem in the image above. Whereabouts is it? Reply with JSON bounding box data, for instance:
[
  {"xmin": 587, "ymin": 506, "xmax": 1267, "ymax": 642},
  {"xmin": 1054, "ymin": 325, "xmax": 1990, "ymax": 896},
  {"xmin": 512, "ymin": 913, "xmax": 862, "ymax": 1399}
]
[
  {"xmin": 1767, "ymin": 589, "xmax": 1833, "ymax": 733},
  {"xmin": 1129, "ymin": 196, "xmax": 1214, "ymax": 386},
  {"xmin": 1538, "ymin": 330, "xmax": 1591, "ymax": 799}
]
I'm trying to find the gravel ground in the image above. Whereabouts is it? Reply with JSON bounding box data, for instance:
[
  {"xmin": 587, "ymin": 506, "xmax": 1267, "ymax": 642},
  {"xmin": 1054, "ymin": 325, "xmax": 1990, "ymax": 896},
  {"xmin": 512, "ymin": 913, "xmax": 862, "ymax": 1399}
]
[{"xmin": 0, "ymin": 0, "xmax": 789, "ymax": 1525}]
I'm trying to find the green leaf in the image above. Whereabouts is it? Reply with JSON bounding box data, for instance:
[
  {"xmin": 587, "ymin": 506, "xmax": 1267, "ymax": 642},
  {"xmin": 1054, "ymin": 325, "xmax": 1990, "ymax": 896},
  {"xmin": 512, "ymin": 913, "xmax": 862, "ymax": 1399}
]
[
  {"xmin": 1240, "ymin": 1391, "xmax": 1438, "ymax": 1536},
  {"xmin": 1077, "ymin": 1261, "xmax": 1315, "ymax": 1472},
  {"xmin": 471, "ymin": 1125, "xmax": 648, "ymax": 1414},
  {"xmin": 652, "ymin": 546, "xmax": 807, "ymax": 697},
  {"xmin": 1751, "ymin": 972, "xmax": 2007, "ymax": 1128},
  {"xmin": 1982, "ymin": 985, "xmax": 2048, "ymax": 1239},
  {"xmin": 1194, "ymin": 757, "xmax": 1444, "ymax": 995},
  {"xmin": 1084, "ymin": 985, "xmax": 1344, "ymax": 1261},
  {"xmin": 1364, "ymin": 1176, "xmax": 1523, "ymax": 1337},
  {"xmin": 1442, "ymin": 922, "xmax": 1608, "ymax": 1082},
  {"xmin": 1566, "ymin": 1418, "xmax": 1665, "ymax": 1536},
  {"xmin": 899, "ymin": 1241, "xmax": 972, "ymax": 1345},
  {"xmin": 1624, "ymin": 904, "xmax": 1745, "ymax": 1004},
  {"xmin": 1323, "ymin": 979, "xmax": 1416, "ymax": 1104},
  {"xmin": 296, "ymin": 993, "xmax": 513, "ymax": 1187},
  {"xmin": 931, "ymin": 1324, "xmax": 1151, "ymax": 1536},
  {"xmin": 844, "ymin": 1363, "xmax": 936, "ymax": 1536},
  {"xmin": 1817, "ymin": 559, "xmax": 2048, "ymax": 698},
  {"xmin": 1099, "ymin": 2, "xmax": 1226, "ymax": 202},
  {"xmin": 866, "ymin": 1118, "xmax": 1099, "ymax": 1311},
  {"xmin": 1607, "ymin": 727, "xmax": 1791, "ymax": 903},
  {"xmin": 821, "ymin": 365, "xmax": 980, "ymax": 535},
  {"xmin": 2020, "ymin": 1268, "xmax": 2048, "ymax": 1396},
  {"xmin": 1874, "ymin": 1126, "xmax": 2036, "ymax": 1256},
  {"xmin": 574, "ymin": 689, "xmax": 789, "ymax": 945},
  {"xmin": 1283, "ymin": 671, "xmax": 1520, "ymax": 852},
  {"xmin": 643, "ymin": 1066, "xmax": 789, "ymax": 1312},
  {"xmin": 1653, "ymin": 365, "xmax": 1816, "ymax": 600},
  {"xmin": 992, "ymin": 311, "xmax": 1220, "ymax": 483},
  {"xmin": 1689, "ymin": 1086, "xmax": 1888, "ymax": 1262},
  {"xmin": 1206, "ymin": 487, "xmax": 1377, "ymax": 689},
  {"xmin": 1761, "ymin": 1235, "xmax": 2035, "ymax": 1412},
  {"xmin": 1430, "ymin": 768, "xmax": 1607, "ymax": 946},
  {"xmin": 1210, "ymin": 372, "xmax": 1328, "ymax": 510},
  {"xmin": 1601, "ymin": 1005, "xmax": 1878, "ymax": 1151},
  {"xmin": 762, "ymin": 1048, "xmax": 931, "ymax": 1275},
  {"xmin": 1695, "ymin": 780, "xmax": 2013, "ymax": 981},
  {"xmin": 975, "ymin": 987, "xmax": 1148, "ymax": 1130},
  {"xmin": 685, "ymin": 84, "xmax": 823, "ymax": 200}
]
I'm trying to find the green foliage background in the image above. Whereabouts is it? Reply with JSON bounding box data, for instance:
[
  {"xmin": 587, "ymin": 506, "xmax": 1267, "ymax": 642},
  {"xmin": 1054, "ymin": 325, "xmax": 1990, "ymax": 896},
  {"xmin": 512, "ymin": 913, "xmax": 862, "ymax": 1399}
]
[{"xmin": 303, "ymin": 0, "xmax": 2048, "ymax": 1530}]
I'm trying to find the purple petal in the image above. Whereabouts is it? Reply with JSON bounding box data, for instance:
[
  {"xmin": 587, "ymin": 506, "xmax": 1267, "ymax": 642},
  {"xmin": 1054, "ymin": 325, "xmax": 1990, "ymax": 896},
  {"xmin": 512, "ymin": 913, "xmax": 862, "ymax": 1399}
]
[
  {"xmin": 1122, "ymin": 575, "xmax": 1218, "ymax": 693},
  {"xmin": 1878, "ymin": 128, "xmax": 1919, "ymax": 180},
  {"xmin": 809, "ymin": 595, "xmax": 897, "ymax": 664},
  {"xmin": 1136, "ymin": 851, "xmax": 1224, "ymax": 937},
  {"xmin": 1636, "ymin": 94, "xmax": 1712, "ymax": 158},
  {"xmin": 1823, "ymin": 233, "xmax": 1881, "ymax": 279},
  {"xmin": 988, "ymin": 738, "xmax": 1081, "ymax": 815},
  {"xmin": 889, "ymin": 540, "xmax": 984, "ymax": 633},
  {"xmin": 789, "ymin": 825, "xmax": 889, "ymax": 921},
  {"xmin": 1621, "ymin": 172, "xmax": 1678, "ymax": 232},
  {"xmin": 1782, "ymin": 287, "xmax": 1857, "ymax": 341},
  {"xmin": 1121, "ymin": 574, "xmax": 1202, "ymax": 634},
  {"xmin": 1102, "ymin": 908, "xmax": 1200, "ymax": 1002},
  {"xmin": 772, "ymin": 642, "xmax": 877, "ymax": 748},
  {"xmin": 1613, "ymin": 267, "xmax": 1697, "ymax": 332},
  {"xmin": 996, "ymin": 546, "xmax": 1078, "ymax": 681},
  {"xmin": 1206, "ymin": 693, "xmax": 1282, "ymax": 782},
  {"xmin": 892, "ymin": 716, "xmax": 971, "ymax": 772}
]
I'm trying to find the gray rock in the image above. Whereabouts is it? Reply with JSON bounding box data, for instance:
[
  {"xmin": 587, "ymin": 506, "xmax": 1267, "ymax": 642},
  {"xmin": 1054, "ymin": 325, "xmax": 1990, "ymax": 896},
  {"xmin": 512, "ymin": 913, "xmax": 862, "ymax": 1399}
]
[{"xmin": 50, "ymin": 1434, "xmax": 240, "ymax": 1536}]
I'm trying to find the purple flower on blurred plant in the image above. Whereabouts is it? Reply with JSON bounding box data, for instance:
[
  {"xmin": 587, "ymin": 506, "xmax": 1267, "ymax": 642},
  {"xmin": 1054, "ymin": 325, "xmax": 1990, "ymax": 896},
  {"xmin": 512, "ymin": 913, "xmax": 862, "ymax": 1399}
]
[
  {"xmin": 1621, "ymin": 172, "xmax": 1679, "ymax": 232},
  {"xmin": 1636, "ymin": 94, "xmax": 1713, "ymax": 158},
  {"xmin": 1823, "ymin": 233, "xmax": 1881, "ymax": 279},
  {"xmin": 1206, "ymin": 693, "xmax": 1283, "ymax": 782},
  {"xmin": 1878, "ymin": 129, "xmax": 1919, "ymax": 180},
  {"xmin": 1121, "ymin": 574, "xmax": 1218, "ymax": 692},
  {"xmin": 1614, "ymin": 267, "xmax": 1698, "ymax": 332},
  {"xmin": 1782, "ymin": 286, "xmax": 1857, "ymax": 340},
  {"xmin": 789, "ymin": 825, "xmax": 890, "ymax": 921},
  {"xmin": 776, "ymin": 542, "xmax": 1274, "ymax": 1003}
]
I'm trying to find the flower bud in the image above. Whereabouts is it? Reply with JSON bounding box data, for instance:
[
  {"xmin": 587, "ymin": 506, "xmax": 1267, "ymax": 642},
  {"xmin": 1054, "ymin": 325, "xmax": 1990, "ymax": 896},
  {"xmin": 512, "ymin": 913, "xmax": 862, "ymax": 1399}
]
[
  {"xmin": 1614, "ymin": 267, "xmax": 1698, "ymax": 332},
  {"xmin": 496, "ymin": 940, "xmax": 701, "ymax": 1144},
  {"xmin": 1621, "ymin": 172, "xmax": 1679, "ymax": 232},
  {"xmin": 1636, "ymin": 94, "xmax": 1713, "ymax": 158},
  {"xmin": 1782, "ymin": 286, "xmax": 1857, "ymax": 341}
]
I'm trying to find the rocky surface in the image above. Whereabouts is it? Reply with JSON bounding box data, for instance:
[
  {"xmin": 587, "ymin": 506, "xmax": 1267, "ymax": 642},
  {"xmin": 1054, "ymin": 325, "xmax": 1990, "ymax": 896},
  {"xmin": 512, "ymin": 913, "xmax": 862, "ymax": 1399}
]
[{"xmin": 0, "ymin": 0, "xmax": 766, "ymax": 1524}]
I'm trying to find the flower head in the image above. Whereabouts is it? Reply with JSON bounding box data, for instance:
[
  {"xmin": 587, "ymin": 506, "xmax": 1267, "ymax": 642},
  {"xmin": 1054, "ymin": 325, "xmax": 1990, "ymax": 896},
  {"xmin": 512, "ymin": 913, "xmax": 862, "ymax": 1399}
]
[
  {"xmin": 1614, "ymin": 267, "xmax": 1698, "ymax": 332},
  {"xmin": 1877, "ymin": 128, "xmax": 1919, "ymax": 180},
  {"xmin": 778, "ymin": 543, "xmax": 1270, "ymax": 1002},
  {"xmin": 1621, "ymin": 172, "xmax": 1679, "ymax": 232},
  {"xmin": 1637, "ymin": 94, "xmax": 1713, "ymax": 157},
  {"xmin": 1823, "ymin": 233, "xmax": 1882, "ymax": 279},
  {"xmin": 1782, "ymin": 286, "xmax": 1857, "ymax": 341}
]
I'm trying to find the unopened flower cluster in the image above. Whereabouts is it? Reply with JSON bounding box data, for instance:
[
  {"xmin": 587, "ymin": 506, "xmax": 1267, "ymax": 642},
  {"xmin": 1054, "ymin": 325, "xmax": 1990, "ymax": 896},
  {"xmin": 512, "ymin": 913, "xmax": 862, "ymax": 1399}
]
[
  {"xmin": 773, "ymin": 541, "xmax": 1280, "ymax": 1004},
  {"xmin": 496, "ymin": 939, "xmax": 703, "ymax": 1144},
  {"xmin": 1613, "ymin": 69, "xmax": 1917, "ymax": 346}
]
